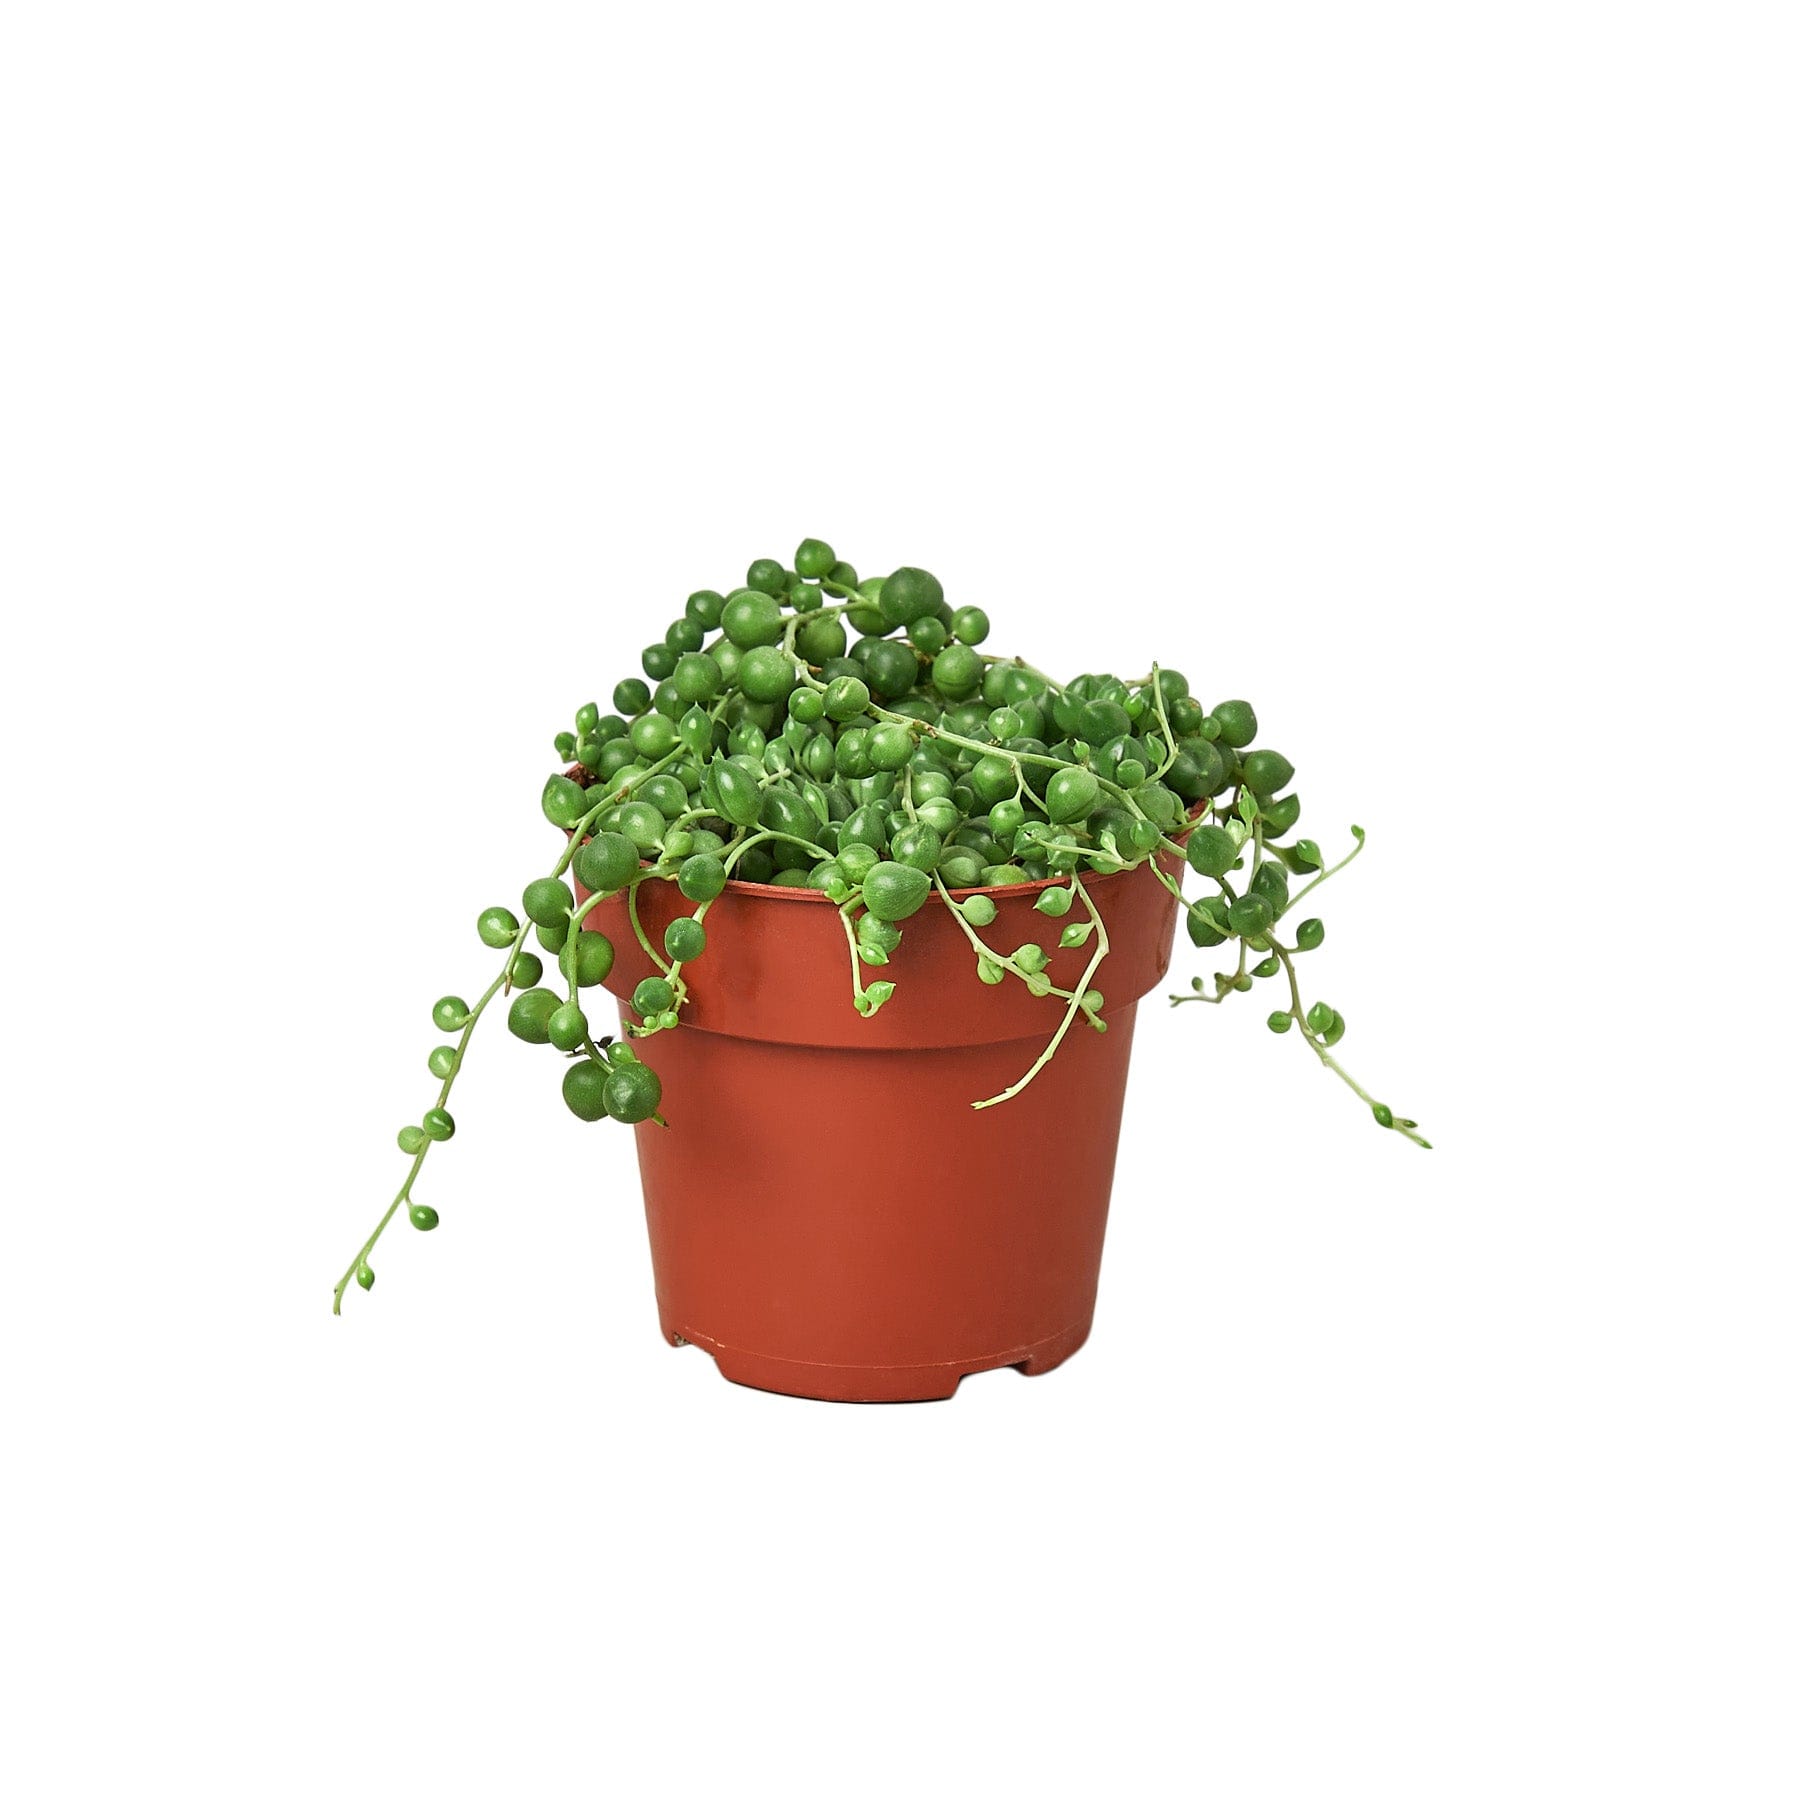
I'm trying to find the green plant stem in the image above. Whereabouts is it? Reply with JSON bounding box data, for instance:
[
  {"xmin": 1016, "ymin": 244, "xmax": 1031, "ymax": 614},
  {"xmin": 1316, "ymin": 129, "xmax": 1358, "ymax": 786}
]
[
  {"xmin": 568, "ymin": 869, "xmax": 649, "ymax": 933},
  {"xmin": 558, "ymin": 746, "xmax": 688, "ymax": 867},
  {"xmin": 724, "ymin": 825, "xmax": 832, "ymax": 868},
  {"xmin": 332, "ymin": 928, "xmax": 527, "ymax": 1313},
  {"xmin": 333, "ymin": 748, "xmax": 696, "ymax": 1317},
  {"xmin": 622, "ymin": 825, "xmax": 836, "ymax": 1023},
  {"xmin": 1268, "ymin": 942, "xmax": 1431, "ymax": 1149},
  {"xmin": 1146, "ymin": 663, "xmax": 1180, "ymax": 780},
  {"xmin": 972, "ymin": 872, "xmax": 1109, "ymax": 1109},
  {"xmin": 1287, "ymin": 827, "xmax": 1366, "ymax": 909},
  {"xmin": 931, "ymin": 873, "xmax": 1081, "ymax": 1003},
  {"xmin": 626, "ymin": 880, "xmax": 671, "ymax": 979},
  {"xmin": 1169, "ymin": 938, "xmax": 1249, "ymax": 1006},
  {"xmin": 1148, "ymin": 857, "xmax": 1239, "ymax": 925},
  {"xmin": 782, "ymin": 600, "xmax": 853, "ymax": 658},
  {"xmin": 836, "ymin": 901, "xmax": 873, "ymax": 1007}
]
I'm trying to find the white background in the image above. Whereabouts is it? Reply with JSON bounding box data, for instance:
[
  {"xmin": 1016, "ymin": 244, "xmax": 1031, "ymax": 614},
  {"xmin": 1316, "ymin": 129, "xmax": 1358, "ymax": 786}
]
[{"xmin": 3, "ymin": 4, "xmax": 1795, "ymax": 1795}]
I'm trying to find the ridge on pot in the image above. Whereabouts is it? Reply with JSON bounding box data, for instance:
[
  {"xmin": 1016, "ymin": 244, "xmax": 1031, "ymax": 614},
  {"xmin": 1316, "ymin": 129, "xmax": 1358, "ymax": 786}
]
[{"xmin": 579, "ymin": 841, "xmax": 1185, "ymax": 1051}]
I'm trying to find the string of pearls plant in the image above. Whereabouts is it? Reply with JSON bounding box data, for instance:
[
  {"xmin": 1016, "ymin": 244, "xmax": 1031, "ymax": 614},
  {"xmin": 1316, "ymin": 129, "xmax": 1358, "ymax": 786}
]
[{"xmin": 334, "ymin": 541, "xmax": 1427, "ymax": 1312}]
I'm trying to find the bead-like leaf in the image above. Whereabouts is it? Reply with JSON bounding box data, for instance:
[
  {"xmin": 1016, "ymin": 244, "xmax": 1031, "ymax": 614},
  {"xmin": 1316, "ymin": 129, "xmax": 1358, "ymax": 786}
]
[{"xmin": 858, "ymin": 914, "xmax": 902, "ymax": 952}]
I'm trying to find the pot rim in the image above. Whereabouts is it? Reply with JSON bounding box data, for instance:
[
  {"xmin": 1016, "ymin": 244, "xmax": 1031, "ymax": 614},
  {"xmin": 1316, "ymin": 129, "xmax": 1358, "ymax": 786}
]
[
  {"xmin": 600, "ymin": 803, "xmax": 1208, "ymax": 908},
  {"xmin": 722, "ymin": 855, "xmax": 1145, "ymax": 907}
]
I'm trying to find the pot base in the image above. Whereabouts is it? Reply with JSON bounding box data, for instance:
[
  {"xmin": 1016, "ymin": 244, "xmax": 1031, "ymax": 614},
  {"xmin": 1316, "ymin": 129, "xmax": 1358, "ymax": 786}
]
[{"xmin": 660, "ymin": 1316, "xmax": 1093, "ymax": 1403}]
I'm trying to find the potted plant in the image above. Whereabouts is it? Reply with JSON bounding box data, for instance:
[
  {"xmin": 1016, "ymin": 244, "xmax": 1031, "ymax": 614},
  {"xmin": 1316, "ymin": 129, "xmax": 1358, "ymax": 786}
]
[{"xmin": 333, "ymin": 540, "xmax": 1426, "ymax": 1399}]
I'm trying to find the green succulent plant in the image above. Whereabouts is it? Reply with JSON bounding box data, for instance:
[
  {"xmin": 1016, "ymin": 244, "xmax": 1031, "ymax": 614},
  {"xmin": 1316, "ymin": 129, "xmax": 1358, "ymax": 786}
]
[{"xmin": 334, "ymin": 540, "xmax": 1426, "ymax": 1312}]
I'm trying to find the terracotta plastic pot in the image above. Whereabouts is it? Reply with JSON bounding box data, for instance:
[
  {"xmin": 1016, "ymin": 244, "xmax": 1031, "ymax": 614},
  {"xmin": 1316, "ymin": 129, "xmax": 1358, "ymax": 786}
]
[{"xmin": 577, "ymin": 852, "xmax": 1184, "ymax": 1402}]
